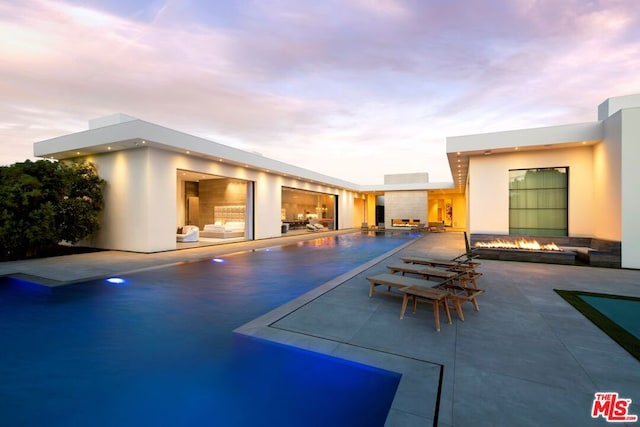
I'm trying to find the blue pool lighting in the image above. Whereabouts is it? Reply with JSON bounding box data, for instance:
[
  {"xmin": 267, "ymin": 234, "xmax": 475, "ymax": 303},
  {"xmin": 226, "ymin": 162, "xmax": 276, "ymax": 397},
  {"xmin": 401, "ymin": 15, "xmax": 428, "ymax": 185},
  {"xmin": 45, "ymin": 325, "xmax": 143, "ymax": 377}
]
[
  {"xmin": 105, "ymin": 277, "xmax": 126, "ymax": 285},
  {"xmin": 212, "ymin": 258, "xmax": 225, "ymax": 263}
]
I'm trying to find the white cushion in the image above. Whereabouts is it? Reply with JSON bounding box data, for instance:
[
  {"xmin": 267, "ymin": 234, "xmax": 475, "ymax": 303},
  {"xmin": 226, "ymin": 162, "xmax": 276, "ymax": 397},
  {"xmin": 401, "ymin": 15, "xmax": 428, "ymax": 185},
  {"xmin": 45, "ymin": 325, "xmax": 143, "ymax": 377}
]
[{"xmin": 204, "ymin": 224, "xmax": 225, "ymax": 232}]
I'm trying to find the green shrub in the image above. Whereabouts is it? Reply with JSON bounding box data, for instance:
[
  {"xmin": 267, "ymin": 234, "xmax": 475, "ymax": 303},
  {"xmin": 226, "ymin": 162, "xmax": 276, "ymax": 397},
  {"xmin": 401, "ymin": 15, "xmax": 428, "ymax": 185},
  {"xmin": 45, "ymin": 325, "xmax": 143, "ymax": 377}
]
[{"xmin": 0, "ymin": 160, "xmax": 105, "ymax": 260}]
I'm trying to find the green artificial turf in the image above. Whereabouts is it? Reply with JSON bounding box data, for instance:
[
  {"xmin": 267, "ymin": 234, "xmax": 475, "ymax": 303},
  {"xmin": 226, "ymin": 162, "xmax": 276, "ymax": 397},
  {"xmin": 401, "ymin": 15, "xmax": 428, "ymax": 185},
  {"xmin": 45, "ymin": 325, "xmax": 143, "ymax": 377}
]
[{"xmin": 555, "ymin": 289, "xmax": 640, "ymax": 361}]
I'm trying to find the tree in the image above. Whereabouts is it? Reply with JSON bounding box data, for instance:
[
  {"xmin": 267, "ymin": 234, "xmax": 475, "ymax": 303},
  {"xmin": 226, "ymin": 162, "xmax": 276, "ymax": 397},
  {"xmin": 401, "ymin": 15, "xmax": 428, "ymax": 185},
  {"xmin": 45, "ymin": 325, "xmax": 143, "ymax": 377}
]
[{"xmin": 0, "ymin": 160, "xmax": 105, "ymax": 260}]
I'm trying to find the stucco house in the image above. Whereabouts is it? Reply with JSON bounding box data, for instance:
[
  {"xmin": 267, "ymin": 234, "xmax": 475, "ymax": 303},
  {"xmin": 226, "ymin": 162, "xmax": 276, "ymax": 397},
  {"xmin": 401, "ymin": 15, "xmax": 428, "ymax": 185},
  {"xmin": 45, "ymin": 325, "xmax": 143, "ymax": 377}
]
[
  {"xmin": 34, "ymin": 94, "xmax": 639, "ymax": 269},
  {"xmin": 33, "ymin": 115, "xmax": 447, "ymax": 253}
]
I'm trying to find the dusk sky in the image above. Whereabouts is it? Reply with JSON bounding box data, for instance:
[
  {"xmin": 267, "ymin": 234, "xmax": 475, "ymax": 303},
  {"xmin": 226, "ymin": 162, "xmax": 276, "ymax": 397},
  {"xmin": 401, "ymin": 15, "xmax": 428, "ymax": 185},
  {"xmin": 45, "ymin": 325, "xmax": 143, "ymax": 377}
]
[{"xmin": 1, "ymin": 0, "xmax": 639, "ymax": 184}]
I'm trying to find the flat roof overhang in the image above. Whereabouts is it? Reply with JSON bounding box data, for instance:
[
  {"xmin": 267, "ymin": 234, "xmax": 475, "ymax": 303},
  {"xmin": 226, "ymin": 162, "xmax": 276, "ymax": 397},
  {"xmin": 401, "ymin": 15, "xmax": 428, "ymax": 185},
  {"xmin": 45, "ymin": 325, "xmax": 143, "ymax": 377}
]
[
  {"xmin": 34, "ymin": 118, "xmax": 365, "ymax": 191},
  {"xmin": 34, "ymin": 117, "xmax": 458, "ymax": 194},
  {"xmin": 446, "ymin": 121, "xmax": 604, "ymax": 192},
  {"xmin": 358, "ymin": 182, "xmax": 455, "ymax": 192}
]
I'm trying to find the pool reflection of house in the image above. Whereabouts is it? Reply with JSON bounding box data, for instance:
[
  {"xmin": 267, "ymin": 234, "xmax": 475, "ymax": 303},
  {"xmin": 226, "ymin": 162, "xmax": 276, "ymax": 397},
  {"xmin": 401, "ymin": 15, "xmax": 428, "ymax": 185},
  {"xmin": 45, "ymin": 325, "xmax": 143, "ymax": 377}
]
[{"xmin": 34, "ymin": 94, "xmax": 640, "ymax": 269}]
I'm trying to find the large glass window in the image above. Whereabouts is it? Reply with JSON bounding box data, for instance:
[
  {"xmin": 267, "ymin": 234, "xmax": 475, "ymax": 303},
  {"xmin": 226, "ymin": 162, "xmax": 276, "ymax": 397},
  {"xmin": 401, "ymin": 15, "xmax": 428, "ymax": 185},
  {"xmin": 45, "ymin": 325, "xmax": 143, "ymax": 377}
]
[
  {"xmin": 281, "ymin": 187, "xmax": 336, "ymax": 231},
  {"xmin": 509, "ymin": 167, "xmax": 568, "ymax": 236},
  {"xmin": 177, "ymin": 170, "xmax": 251, "ymax": 242}
]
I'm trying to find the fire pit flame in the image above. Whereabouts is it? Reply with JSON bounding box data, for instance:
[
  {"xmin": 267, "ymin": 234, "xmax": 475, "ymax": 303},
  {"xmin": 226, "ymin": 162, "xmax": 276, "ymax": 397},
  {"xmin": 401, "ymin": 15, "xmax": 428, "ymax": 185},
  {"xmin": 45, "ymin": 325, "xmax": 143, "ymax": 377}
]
[{"xmin": 475, "ymin": 239, "xmax": 562, "ymax": 252}]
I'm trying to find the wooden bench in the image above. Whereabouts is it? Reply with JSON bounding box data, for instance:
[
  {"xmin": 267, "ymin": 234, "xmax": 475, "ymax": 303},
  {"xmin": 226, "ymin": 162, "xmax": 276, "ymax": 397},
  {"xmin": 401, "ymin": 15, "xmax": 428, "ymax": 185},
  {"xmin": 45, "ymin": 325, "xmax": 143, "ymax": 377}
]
[
  {"xmin": 438, "ymin": 283, "xmax": 485, "ymax": 321},
  {"xmin": 366, "ymin": 273, "xmax": 440, "ymax": 298},
  {"xmin": 386, "ymin": 264, "xmax": 460, "ymax": 282},
  {"xmin": 402, "ymin": 256, "xmax": 481, "ymax": 273},
  {"xmin": 366, "ymin": 273, "xmax": 459, "ymax": 331},
  {"xmin": 399, "ymin": 285, "xmax": 452, "ymax": 331},
  {"xmin": 456, "ymin": 271, "xmax": 483, "ymax": 289},
  {"xmin": 401, "ymin": 256, "xmax": 459, "ymax": 268}
]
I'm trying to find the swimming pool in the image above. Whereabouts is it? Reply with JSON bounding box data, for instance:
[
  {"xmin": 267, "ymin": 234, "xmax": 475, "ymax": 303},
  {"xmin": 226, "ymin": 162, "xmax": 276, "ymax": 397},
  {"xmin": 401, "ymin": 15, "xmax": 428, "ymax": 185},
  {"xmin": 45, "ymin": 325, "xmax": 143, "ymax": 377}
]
[
  {"xmin": 579, "ymin": 294, "xmax": 640, "ymax": 339},
  {"xmin": 0, "ymin": 232, "xmax": 416, "ymax": 426}
]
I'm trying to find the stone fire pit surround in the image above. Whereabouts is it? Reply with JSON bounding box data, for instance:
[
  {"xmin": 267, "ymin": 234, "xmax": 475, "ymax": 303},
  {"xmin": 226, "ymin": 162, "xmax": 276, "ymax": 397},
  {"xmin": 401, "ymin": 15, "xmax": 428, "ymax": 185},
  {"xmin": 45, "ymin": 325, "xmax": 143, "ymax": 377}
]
[{"xmin": 469, "ymin": 234, "xmax": 621, "ymax": 268}]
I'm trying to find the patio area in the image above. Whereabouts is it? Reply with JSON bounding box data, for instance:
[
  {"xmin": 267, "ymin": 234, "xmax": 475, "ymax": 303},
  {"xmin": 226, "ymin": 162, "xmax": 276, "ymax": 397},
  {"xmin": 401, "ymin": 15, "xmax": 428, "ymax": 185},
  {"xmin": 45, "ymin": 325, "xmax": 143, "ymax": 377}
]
[
  {"xmin": 1, "ymin": 231, "xmax": 638, "ymax": 426},
  {"xmin": 237, "ymin": 231, "xmax": 640, "ymax": 426}
]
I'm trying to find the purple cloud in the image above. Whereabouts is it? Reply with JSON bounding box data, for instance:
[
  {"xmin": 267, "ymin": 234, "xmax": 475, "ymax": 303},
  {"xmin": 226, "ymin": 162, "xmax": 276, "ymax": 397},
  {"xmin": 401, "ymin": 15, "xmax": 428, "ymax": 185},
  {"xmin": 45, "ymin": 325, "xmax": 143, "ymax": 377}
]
[{"xmin": 1, "ymin": 0, "xmax": 639, "ymax": 183}]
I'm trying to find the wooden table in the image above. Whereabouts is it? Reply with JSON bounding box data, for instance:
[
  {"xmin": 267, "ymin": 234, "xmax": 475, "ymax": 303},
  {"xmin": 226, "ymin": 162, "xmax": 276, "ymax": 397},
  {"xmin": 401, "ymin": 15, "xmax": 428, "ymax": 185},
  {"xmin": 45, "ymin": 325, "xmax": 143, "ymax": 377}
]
[{"xmin": 399, "ymin": 285, "xmax": 452, "ymax": 332}]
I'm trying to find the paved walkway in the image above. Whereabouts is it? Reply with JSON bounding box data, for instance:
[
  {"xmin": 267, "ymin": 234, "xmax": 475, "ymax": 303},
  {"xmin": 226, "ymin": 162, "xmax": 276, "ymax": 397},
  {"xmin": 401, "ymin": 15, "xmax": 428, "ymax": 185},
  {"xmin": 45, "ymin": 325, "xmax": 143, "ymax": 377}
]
[{"xmin": 2, "ymin": 231, "xmax": 639, "ymax": 426}]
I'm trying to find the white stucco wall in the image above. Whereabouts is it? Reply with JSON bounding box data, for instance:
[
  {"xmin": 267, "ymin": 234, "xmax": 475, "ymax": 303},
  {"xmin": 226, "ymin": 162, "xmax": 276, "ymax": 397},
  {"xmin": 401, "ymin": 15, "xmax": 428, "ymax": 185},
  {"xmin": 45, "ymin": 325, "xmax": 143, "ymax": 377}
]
[
  {"xmin": 620, "ymin": 107, "xmax": 640, "ymax": 269},
  {"xmin": 469, "ymin": 146, "xmax": 595, "ymax": 236},
  {"xmin": 83, "ymin": 148, "xmax": 177, "ymax": 252},
  {"xmin": 254, "ymin": 173, "xmax": 283, "ymax": 239},
  {"xmin": 80, "ymin": 146, "xmax": 359, "ymax": 252},
  {"xmin": 598, "ymin": 94, "xmax": 640, "ymax": 120},
  {"xmin": 147, "ymin": 150, "xmax": 181, "ymax": 250},
  {"xmin": 468, "ymin": 156, "xmax": 507, "ymax": 234},
  {"xmin": 339, "ymin": 189, "xmax": 355, "ymax": 230},
  {"xmin": 595, "ymin": 113, "xmax": 622, "ymax": 241}
]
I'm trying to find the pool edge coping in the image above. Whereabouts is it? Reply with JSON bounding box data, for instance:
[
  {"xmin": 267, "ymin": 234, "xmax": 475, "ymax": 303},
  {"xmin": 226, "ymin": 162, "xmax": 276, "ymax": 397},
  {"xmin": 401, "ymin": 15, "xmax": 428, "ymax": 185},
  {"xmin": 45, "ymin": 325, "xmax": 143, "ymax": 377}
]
[{"xmin": 233, "ymin": 236, "xmax": 441, "ymax": 426}]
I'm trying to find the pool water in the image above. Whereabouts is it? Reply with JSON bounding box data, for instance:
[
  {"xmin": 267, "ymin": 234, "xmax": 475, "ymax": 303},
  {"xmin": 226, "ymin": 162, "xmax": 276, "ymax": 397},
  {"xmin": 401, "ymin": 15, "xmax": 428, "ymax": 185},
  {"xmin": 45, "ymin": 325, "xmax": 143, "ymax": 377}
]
[
  {"xmin": 0, "ymin": 232, "xmax": 415, "ymax": 426},
  {"xmin": 579, "ymin": 295, "xmax": 640, "ymax": 339}
]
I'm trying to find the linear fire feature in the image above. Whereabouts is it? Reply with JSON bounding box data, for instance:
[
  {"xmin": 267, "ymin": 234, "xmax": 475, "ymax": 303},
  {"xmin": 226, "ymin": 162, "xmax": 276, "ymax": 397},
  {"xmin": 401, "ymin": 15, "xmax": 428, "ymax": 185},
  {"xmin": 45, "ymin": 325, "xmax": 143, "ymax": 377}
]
[
  {"xmin": 473, "ymin": 246, "xmax": 577, "ymax": 265},
  {"xmin": 475, "ymin": 238, "xmax": 562, "ymax": 252},
  {"xmin": 470, "ymin": 235, "xmax": 621, "ymax": 268},
  {"xmin": 471, "ymin": 235, "xmax": 576, "ymax": 265}
]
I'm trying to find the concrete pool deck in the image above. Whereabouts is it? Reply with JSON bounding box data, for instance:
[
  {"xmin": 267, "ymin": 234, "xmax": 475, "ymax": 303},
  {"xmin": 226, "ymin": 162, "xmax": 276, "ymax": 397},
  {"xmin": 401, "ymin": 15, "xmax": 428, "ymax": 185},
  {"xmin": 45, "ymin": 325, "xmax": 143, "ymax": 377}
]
[{"xmin": 2, "ymin": 231, "xmax": 639, "ymax": 426}]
